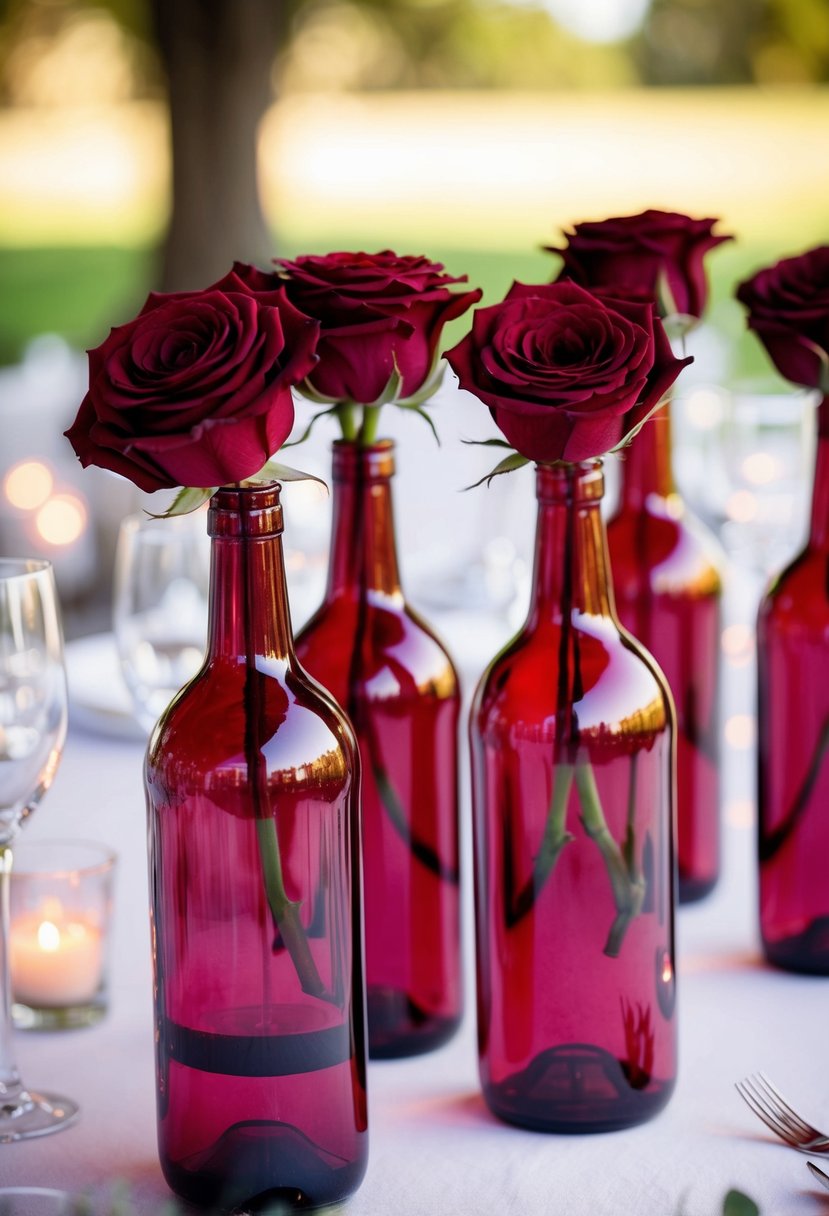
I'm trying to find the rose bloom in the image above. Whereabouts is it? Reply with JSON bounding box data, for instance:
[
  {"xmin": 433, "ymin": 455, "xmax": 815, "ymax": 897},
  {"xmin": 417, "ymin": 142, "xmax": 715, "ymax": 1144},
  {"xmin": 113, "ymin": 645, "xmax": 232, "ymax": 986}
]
[
  {"xmin": 549, "ymin": 209, "xmax": 731, "ymax": 320},
  {"xmin": 736, "ymin": 245, "xmax": 829, "ymax": 390},
  {"xmin": 65, "ymin": 285, "xmax": 319, "ymax": 492},
  {"xmin": 258, "ymin": 251, "xmax": 482, "ymax": 405},
  {"xmin": 445, "ymin": 281, "xmax": 691, "ymax": 464}
]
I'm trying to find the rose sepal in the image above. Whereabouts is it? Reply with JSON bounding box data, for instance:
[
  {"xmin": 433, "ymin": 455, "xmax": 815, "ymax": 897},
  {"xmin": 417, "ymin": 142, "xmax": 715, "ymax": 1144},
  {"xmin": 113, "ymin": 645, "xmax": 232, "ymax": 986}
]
[
  {"xmin": 148, "ymin": 486, "xmax": 217, "ymax": 519},
  {"xmin": 464, "ymin": 449, "xmax": 530, "ymax": 490}
]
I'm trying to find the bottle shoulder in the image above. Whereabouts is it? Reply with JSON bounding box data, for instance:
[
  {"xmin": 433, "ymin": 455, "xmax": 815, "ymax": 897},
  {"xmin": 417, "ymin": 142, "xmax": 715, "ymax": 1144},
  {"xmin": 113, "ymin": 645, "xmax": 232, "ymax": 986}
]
[
  {"xmin": 472, "ymin": 616, "xmax": 671, "ymax": 744},
  {"xmin": 608, "ymin": 497, "xmax": 723, "ymax": 598},
  {"xmin": 146, "ymin": 656, "xmax": 358, "ymax": 785},
  {"xmin": 759, "ymin": 547, "xmax": 829, "ymax": 635},
  {"xmin": 295, "ymin": 593, "xmax": 459, "ymax": 698}
]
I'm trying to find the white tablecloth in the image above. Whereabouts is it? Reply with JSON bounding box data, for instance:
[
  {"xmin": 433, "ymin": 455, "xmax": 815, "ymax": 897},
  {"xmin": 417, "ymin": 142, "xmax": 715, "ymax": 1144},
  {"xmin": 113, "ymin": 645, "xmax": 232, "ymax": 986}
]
[{"xmin": 2, "ymin": 605, "xmax": 827, "ymax": 1216}]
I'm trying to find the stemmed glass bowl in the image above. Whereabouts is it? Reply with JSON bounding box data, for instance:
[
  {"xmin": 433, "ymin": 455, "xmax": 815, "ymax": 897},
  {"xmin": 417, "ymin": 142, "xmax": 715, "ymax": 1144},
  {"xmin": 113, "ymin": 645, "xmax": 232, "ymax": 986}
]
[{"xmin": 0, "ymin": 558, "xmax": 77, "ymax": 1140}]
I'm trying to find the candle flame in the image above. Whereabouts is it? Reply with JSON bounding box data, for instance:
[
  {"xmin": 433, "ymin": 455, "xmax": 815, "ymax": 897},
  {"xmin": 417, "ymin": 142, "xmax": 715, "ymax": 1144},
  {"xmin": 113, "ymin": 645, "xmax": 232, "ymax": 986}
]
[{"xmin": 37, "ymin": 920, "xmax": 61, "ymax": 952}]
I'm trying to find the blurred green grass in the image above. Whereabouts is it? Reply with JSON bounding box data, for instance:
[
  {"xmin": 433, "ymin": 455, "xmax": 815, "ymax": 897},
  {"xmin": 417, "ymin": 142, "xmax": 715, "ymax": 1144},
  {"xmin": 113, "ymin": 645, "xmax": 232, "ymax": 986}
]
[{"xmin": 0, "ymin": 236, "xmax": 793, "ymax": 384}]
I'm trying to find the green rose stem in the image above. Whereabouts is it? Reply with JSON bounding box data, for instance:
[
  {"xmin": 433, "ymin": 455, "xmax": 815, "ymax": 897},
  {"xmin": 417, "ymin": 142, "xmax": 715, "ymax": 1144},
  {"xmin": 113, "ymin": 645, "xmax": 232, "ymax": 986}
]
[
  {"xmin": 334, "ymin": 402, "xmax": 382, "ymax": 446},
  {"xmin": 509, "ymin": 463, "xmax": 646, "ymax": 954},
  {"xmin": 335, "ymin": 402, "xmax": 358, "ymax": 442},
  {"xmin": 238, "ymin": 488, "xmax": 328, "ymax": 1002},
  {"xmin": 576, "ymin": 761, "xmax": 645, "ymax": 957}
]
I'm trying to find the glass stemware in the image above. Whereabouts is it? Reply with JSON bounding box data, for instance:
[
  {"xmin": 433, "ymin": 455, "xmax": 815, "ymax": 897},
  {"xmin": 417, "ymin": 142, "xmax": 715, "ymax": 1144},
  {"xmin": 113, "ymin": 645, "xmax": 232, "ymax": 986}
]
[
  {"xmin": 0, "ymin": 558, "xmax": 77, "ymax": 1140},
  {"xmin": 113, "ymin": 512, "xmax": 209, "ymax": 735}
]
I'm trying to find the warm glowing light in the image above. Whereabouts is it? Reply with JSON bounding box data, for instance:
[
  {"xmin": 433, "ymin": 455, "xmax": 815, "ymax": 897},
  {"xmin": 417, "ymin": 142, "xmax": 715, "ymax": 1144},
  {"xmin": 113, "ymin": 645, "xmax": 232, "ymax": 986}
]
[
  {"xmin": 660, "ymin": 953, "xmax": 673, "ymax": 984},
  {"xmin": 684, "ymin": 388, "xmax": 725, "ymax": 431},
  {"xmin": 725, "ymin": 714, "xmax": 756, "ymax": 750},
  {"xmin": 726, "ymin": 799, "xmax": 754, "ymax": 829},
  {"xmin": 35, "ymin": 494, "xmax": 87, "ymax": 546},
  {"xmin": 726, "ymin": 490, "xmax": 757, "ymax": 523},
  {"xmin": 36, "ymin": 920, "xmax": 60, "ymax": 953},
  {"xmin": 741, "ymin": 451, "xmax": 779, "ymax": 486},
  {"xmin": 722, "ymin": 623, "xmax": 754, "ymax": 667},
  {"xmin": 4, "ymin": 461, "xmax": 54, "ymax": 511}
]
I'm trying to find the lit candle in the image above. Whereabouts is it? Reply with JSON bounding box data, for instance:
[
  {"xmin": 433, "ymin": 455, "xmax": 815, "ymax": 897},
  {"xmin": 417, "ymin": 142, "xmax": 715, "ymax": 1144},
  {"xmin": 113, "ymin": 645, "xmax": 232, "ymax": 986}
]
[{"xmin": 10, "ymin": 900, "xmax": 104, "ymax": 1008}]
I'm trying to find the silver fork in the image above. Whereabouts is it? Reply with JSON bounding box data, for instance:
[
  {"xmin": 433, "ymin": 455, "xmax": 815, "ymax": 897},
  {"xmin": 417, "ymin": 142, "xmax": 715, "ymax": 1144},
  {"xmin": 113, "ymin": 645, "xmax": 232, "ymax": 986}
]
[{"xmin": 735, "ymin": 1073, "xmax": 829, "ymax": 1154}]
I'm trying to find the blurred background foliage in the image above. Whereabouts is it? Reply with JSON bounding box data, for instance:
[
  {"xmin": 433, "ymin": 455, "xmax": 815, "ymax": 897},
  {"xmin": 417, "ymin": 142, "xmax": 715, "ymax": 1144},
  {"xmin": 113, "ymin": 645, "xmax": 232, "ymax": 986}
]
[{"xmin": 0, "ymin": 0, "xmax": 827, "ymax": 375}]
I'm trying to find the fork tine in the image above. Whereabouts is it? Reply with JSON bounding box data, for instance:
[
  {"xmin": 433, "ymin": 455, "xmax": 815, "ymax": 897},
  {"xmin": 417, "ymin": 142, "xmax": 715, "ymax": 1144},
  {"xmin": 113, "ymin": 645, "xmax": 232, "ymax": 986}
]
[
  {"xmin": 736, "ymin": 1078, "xmax": 800, "ymax": 1146},
  {"xmin": 749, "ymin": 1076, "xmax": 810, "ymax": 1139},
  {"xmin": 756, "ymin": 1073, "xmax": 822, "ymax": 1141}
]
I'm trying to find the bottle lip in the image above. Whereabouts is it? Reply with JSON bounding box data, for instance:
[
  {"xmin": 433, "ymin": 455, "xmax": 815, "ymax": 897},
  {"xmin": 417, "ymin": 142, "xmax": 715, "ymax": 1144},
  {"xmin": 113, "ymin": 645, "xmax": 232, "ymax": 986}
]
[
  {"xmin": 208, "ymin": 482, "xmax": 284, "ymax": 537},
  {"xmin": 535, "ymin": 459, "xmax": 604, "ymax": 503},
  {"xmin": 332, "ymin": 438, "xmax": 395, "ymax": 481}
]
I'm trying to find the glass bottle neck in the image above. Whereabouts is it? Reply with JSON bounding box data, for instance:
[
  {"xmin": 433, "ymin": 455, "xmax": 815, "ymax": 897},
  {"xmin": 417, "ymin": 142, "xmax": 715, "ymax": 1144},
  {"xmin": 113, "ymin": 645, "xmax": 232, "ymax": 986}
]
[
  {"xmin": 528, "ymin": 461, "xmax": 615, "ymax": 625},
  {"xmin": 206, "ymin": 483, "xmax": 295, "ymax": 662},
  {"xmin": 618, "ymin": 405, "xmax": 675, "ymax": 510},
  {"xmin": 809, "ymin": 397, "xmax": 829, "ymax": 551},
  {"xmin": 326, "ymin": 440, "xmax": 402, "ymax": 597}
]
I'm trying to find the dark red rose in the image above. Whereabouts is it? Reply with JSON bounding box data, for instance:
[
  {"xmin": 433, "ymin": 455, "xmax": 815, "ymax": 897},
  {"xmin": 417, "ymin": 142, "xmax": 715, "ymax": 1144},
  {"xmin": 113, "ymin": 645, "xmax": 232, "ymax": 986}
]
[
  {"xmin": 65, "ymin": 285, "xmax": 319, "ymax": 492},
  {"xmin": 445, "ymin": 280, "xmax": 691, "ymax": 463},
  {"xmin": 549, "ymin": 210, "xmax": 731, "ymax": 319},
  {"xmin": 736, "ymin": 246, "xmax": 829, "ymax": 390},
  {"xmin": 255, "ymin": 251, "xmax": 482, "ymax": 405}
]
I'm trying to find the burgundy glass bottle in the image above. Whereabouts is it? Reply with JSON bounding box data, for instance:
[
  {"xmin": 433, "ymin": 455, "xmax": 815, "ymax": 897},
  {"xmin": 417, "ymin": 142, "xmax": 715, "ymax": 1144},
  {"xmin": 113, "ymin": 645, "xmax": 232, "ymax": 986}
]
[
  {"xmin": 144, "ymin": 484, "xmax": 368, "ymax": 1211},
  {"xmin": 607, "ymin": 407, "xmax": 722, "ymax": 901},
  {"xmin": 295, "ymin": 440, "xmax": 461, "ymax": 1058},
  {"xmin": 758, "ymin": 396, "xmax": 829, "ymax": 973},
  {"xmin": 471, "ymin": 461, "xmax": 677, "ymax": 1133}
]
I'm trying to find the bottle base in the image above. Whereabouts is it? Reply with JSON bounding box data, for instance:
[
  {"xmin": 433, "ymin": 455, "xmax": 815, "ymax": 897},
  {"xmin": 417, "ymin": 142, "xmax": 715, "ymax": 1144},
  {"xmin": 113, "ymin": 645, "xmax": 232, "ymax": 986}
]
[
  {"xmin": 482, "ymin": 1044, "xmax": 675, "ymax": 1134},
  {"xmin": 367, "ymin": 986, "xmax": 461, "ymax": 1059},
  {"xmin": 763, "ymin": 917, "xmax": 829, "ymax": 974},
  {"xmin": 678, "ymin": 872, "xmax": 718, "ymax": 904},
  {"xmin": 160, "ymin": 1119, "xmax": 367, "ymax": 1212}
]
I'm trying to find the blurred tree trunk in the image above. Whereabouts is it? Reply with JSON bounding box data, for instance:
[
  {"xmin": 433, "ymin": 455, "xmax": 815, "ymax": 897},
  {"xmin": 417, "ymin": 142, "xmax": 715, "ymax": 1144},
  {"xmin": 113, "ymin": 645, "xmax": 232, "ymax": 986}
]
[{"xmin": 150, "ymin": 0, "xmax": 283, "ymax": 291}]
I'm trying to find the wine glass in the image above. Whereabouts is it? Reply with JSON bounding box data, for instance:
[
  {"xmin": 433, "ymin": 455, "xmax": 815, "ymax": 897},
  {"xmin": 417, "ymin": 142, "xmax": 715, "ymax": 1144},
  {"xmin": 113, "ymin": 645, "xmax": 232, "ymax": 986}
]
[
  {"xmin": 0, "ymin": 558, "xmax": 77, "ymax": 1139},
  {"xmin": 112, "ymin": 512, "xmax": 209, "ymax": 735}
]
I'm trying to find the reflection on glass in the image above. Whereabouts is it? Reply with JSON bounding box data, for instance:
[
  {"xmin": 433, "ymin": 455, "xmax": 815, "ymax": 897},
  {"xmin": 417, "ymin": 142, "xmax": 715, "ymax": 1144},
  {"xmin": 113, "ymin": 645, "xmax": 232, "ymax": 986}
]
[
  {"xmin": 113, "ymin": 511, "xmax": 209, "ymax": 734},
  {"xmin": 0, "ymin": 558, "xmax": 78, "ymax": 1140}
]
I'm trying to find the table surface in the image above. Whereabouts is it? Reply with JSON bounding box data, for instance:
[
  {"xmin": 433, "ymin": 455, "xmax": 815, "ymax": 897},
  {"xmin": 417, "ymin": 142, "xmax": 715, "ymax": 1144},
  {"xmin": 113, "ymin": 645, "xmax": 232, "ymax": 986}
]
[{"xmin": 2, "ymin": 598, "xmax": 827, "ymax": 1216}]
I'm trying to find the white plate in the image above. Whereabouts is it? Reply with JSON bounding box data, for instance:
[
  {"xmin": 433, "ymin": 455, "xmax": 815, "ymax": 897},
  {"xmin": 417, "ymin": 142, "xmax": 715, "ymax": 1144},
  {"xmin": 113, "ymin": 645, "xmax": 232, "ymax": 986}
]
[{"xmin": 65, "ymin": 633, "xmax": 145, "ymax": 742}]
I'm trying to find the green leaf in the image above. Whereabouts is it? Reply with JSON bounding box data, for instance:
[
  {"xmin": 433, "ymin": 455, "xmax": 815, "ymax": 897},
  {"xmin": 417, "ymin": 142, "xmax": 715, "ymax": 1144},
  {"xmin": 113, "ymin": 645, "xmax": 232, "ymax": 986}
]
[
  {"xmin": 147, "ymin": 485, "xmax": 215, "ymax": 518},
  {"xmin": 723, "ymin": 1190, "xmax": 760, "ymax": 1216},
  {"xmin": 257, "ymin": 460, "xmax": 329, "ymax": 493},
  {"xmin": 464, "ymin": 451, "xmax": 530, "ymax": 490},
  {"xmin": 372, "ymin": 361, "xmax": 405, "ymax": 408},
  {"xmin": 398, "ymin": 402, "xmax": 441, "ymax": 445},
  {"xmin": 461, "ymin": 437, "xmax": 515, "ymax": 449},
  {"xmin": 283, "ymin": 405, "xmax": 338, "ymax": 448}
]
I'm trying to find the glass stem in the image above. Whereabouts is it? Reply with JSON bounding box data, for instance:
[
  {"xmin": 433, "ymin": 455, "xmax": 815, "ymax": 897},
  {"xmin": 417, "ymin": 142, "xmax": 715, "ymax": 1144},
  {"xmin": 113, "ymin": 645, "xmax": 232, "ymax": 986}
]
[{"xmin": 0, "ymin": 842, "xmax": 24, "ymax": 1100}]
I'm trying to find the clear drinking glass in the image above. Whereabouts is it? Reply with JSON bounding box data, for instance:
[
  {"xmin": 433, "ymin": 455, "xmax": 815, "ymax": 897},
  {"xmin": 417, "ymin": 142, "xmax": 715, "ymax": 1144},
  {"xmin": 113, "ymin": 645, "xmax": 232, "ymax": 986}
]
[
  {"xmin": 0, "ymin": 558, "xmax": 77, "ymax": 1140},
  {"xmin": 113, "ymin": 512, "xmax": 209, "ymax": 734}
]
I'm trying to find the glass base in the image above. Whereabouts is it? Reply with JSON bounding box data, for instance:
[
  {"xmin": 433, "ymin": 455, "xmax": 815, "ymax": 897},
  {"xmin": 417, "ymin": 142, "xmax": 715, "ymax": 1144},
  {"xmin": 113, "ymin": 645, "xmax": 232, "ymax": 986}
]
[
  {"xmin": 161, "ymin": 1118, "xmax": 366, "ymax": 1211},
  {"xmin": 763, "ymin": 916, "xmax": 829, "ymax": 974},
  {"xmin": 12, "ymin": 1000, "xmax": 107, "ymax": 1032},
  {"xmin": 678, "ymin": 872, "xmax": 718, "ymax": 904},
  {"xmin": 0, "ymin": 1089, "xmax": 79, "ymax": 1142},
  {"xmin": 367, "ymin": 987, "xmax": 460, "ymax": 1059},
  {"xmin": 482, "ymin": 1044, "xmax": 674, "ymax": 1133}
]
